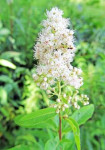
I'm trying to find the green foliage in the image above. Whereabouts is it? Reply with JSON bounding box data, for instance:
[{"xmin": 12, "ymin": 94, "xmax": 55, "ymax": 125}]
[
  {"xmin": 0, "ymin": 0, "xmax": 105, "ymax": 149},
  {"xmin": 8, "ymin": 145, "xmax": 33, "ymax": 150},
  {"xmin": 0, "ymin": 59, "xmax": 16, "ymax": 69},
  {"xmin": 64, "ymin": 104, "xmax": 94, "ymax": 134},
  {"xmin": 66, "ymin": 118, "xmax": 81, "ymax": 150},
  {"xmin": 72, "ymin": 104, "xmax": 94, "ymax": 125},
  {"xmin": 14, "ymin": 105, "xmax": 94, "ymax": 149},
  {"xmin": 45, "ymin": 139, "xmax": 57, "ymax": 150},
  {"xmin": 14, "ymin": 108, "xmax": 56, "ymax": 128}
]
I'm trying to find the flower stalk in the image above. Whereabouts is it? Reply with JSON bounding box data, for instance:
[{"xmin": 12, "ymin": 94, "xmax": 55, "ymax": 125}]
[
  {"xmin": 59, "ymin": 113, "xmax": 62, "ymax": 141},
  {"xmin": 58, "ymin": 81, "xmax": 62, "ymax": 141}
]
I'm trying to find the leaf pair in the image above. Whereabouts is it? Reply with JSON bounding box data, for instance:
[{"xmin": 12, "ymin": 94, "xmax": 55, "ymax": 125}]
[
  {"xmin": 14, "ymin": 104, "xmax": 94, "ymax": 150},
  {"xmin": 65, "ymin": 104, "xmax": 94, "ymax": 150}
]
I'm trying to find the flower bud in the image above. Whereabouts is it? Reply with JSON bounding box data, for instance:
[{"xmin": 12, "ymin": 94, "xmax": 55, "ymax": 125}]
[
  {"xmin": 56, "ymin": 99, "xmax": 61, "ymax": 103},
  {"xmin": 64, "ymin": 104, "xmax": 69, "ymax": 108},
  {"xmin": 77, "ymin": 105, "xmax": 80, "ymax": 109},
  {"xmin": 53, "ymin": 104, "xmax": 57, "ymax": 108},
  {"xmin": 63, "ymin": 94, "xmax": 66, "ymax": 98},
  {"xmin": 69, "ymin": 30, "xmax": 74, "ymax": 35},
  {"xmin": 32, "ymin": 74, "xmax": 38, "ymax": 81},
  {"xmin": 44, "ymin": 77, "xmax": 47, "ymax": 81},
  {"xmin": 68, "ymin": 99, "xmax": 71, "ymax": 104},
  {"xmin": 56, "ymin": 109, "xmax": 59, "ymax": 114},
  {"xmin": 68, "ymin": 96, "xmax": 72, "ymax": 100}
]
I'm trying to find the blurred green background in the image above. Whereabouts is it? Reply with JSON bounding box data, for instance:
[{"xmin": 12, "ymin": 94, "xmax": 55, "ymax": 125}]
[{"xmin": 0, "ymin": 0, "xmax": 105, "ymax": 149}]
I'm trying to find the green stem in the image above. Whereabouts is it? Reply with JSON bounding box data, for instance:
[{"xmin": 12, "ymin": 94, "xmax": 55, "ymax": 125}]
[
  {"xmin": 58, "ymin": 81, "xmax": 62, "ymax": 141},
  {"xmin": 59, "ymin": 113, "xmax": 62, "ymax": 141},
  {"xmin": 58, "ymin": 81, "xmax": 61, "ymax": 98}
]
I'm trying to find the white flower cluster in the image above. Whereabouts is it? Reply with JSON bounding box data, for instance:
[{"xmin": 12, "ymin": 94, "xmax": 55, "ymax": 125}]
[
  {"xmin": 50, "ymin": 90, "xmax": 89, "ymax": 114},
  {"xmin": 34, "ymin": 7, "xmax": 83, "ymax": 89},
  {"xmin": 33, "ymin": 7, "xmax": 89, "ymax": 112}
]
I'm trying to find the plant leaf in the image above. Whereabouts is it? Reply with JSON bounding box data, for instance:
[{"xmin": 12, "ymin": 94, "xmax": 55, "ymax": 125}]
[
  {"xmin": 0, "ymin": 75, "xmax": 13, "ymax": 83},
  {"xmin": 14, "ymin": 108, "xmax": 56, "ymax": 128},
  {"xmin": 8, "ymin": 144, "xmax": 41, "ymax": 150},
  {"xmin": 0, "ymin": 59, "xmax": 16, "ymax": 69},
  {"xmin": 66, "ymin": 117, "xmax": 81, "ymax": 150},
  {"xmin": 72, "ymin": 104, "xmax": 94, "ymax": 125},
  {"xmin": 45, "ymin": 139, "xmax": 56, "ymax": 150},
  {"xmin": 0, "ymin": 87, "xmax": 7, "ymax": 105},
  {"xmin": 63, "ymin": 104, "xmax": 94, "ymax": 134},
  {"xmin": 8, "ymin": 145, "xmax": 29, "ymax": 150}
]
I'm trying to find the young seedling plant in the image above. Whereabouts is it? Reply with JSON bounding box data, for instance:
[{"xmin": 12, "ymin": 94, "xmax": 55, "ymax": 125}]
[{"xmin": 14, "ymin": 7, "xmax": 94, "ymax": 150}]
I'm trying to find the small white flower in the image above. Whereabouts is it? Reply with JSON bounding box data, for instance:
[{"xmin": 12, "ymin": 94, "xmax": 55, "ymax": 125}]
[
  {"xmin": 68, "ymin": 96, "xmax": 72, "ymax": 100},
  {"xmin": 69, "ymin": 30, "xmax": 74, "ymax": 35},
  {"xmin": 53, "ymin": 104, "xmax": 57, "ymax": 108},
  {"xmin": 77, "ymin": 68, "xmax": 82, "ymax": 75},
  {"xmin": 63, "ymin": 94, "xmax": 66, "ymax": 98},
  {"xmin": 84, "ymin": 102, "xmax": 87, "ymax": 105},
  {"xmin": 77, "ymin": 105, "xmax": 80, "ymax": 109},
  {"xmin": 32, "ymin": 74, "xmax": 38, "ymax": 81},
  {"xmin": 74, "ymin": 102, "xmax": 77, "ymax": 108},
  {"xmin": 56, "ymin": 99, "xmax": 61, "ymax": 103},
  {"xmin": 84, "ymin": 101, "xmax": 89, "ymax": 105},
  {"xmin": 68, "ymin": 99, "xmax": 71, "ymax": 104},
  {"xmin": 84, "ymin": 95, "xmax": 88, "ymax": 98},
  {"xmin": 64, "ymin": 104, "xmax": 69, "ymax": 108},
  {"xmin": 51, "ymin": 62, "xmax": 54, "ymax": 66},
  {"xmin": 40, "ymin": 82, "xmax": 48, "ymax": 90},
  {"xmin": 58, "ymin": 105, "xmax": 61, "ymax": 109},
  {"xmin": 44, "ymin": 77, "xmax": 47, "ymax": 81}
]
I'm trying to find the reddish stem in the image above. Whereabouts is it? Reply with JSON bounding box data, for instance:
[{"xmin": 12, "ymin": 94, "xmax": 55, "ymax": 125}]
[{"xmin": 59, "ymin": 113, "xmax": 62, "ymax": 141}]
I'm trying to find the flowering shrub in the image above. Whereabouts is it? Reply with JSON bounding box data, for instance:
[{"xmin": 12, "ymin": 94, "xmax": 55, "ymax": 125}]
[{"xmin": 13, "ymin": 7, "xmax": 94, "ymax": 150}]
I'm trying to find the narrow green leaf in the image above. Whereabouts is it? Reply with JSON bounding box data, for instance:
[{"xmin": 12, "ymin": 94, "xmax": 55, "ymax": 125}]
[
  {"xmin": 66, "ymin": 118, "xmax": 81, "ymax": 150},
  {"xmin": 0, "ymin": 59, "xmax": 16, "ymax": 69},
  {"xmin": 63, "ymin": 105, "xmax": 94, "ymax": 134},
  {"xmin": 14, "ymin": 108, "xmax": 56, "ymax": 128},
  {"xmin": 72, "ymin": 104, "xmax": 94, "ymax": 125}
]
